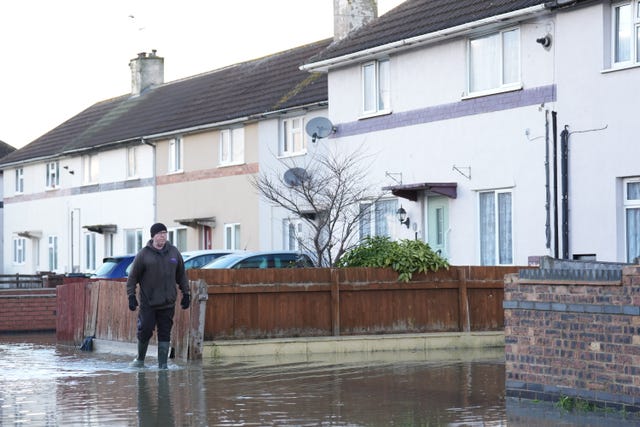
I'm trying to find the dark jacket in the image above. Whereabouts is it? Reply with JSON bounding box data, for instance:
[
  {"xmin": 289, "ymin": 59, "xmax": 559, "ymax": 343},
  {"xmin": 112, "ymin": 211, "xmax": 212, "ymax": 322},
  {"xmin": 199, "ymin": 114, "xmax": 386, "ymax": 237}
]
[{"xmin": 126, "ymin": 240, "xmax": 189, "ymax": 309}]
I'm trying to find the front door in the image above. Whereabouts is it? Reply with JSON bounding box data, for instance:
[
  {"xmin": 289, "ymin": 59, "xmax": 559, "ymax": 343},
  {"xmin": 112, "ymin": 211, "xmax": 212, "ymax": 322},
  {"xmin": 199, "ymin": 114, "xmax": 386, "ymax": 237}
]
[{"xmin": 427, "ymin": 196, "xmax": 449, "ymax": 259}]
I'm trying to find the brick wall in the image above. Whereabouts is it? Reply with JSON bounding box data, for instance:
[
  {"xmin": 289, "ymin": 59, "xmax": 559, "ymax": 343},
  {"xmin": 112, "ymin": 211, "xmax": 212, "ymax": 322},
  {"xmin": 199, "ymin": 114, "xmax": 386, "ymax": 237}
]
[
  {"xmin": 0, "ymin": 289, "xmax": 57, "ymax": 332},
  {"xmin": 504, "ymin": 264, "xmax": 640, "ymax": 413}
]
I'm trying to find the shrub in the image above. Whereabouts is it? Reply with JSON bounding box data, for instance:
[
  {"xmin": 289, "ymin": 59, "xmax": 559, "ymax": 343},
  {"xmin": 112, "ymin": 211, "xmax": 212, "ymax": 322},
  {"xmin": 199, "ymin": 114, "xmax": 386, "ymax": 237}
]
[{"xmin": 337, "ymin": 236, "xmax": 449, "ymax": 282}]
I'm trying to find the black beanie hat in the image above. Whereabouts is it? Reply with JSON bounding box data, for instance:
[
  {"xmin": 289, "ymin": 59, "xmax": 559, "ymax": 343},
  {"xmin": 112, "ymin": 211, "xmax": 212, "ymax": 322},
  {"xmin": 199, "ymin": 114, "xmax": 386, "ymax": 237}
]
[{"xmin": 150, "ymin": 222, "xmax": 167, "ymax": 237}]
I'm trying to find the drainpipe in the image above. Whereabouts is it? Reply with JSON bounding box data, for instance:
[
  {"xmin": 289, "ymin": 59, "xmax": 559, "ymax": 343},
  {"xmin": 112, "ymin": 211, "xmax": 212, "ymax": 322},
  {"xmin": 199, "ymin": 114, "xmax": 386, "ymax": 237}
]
[
  {"xmin": 544, "ymin": 109, "xmax": 551, "ymax": 250},
  {"xmin": 560, "ymin": 126, "xmax": 570, "ymax": 259},
  {"xmin": 142, "ymin": 138, "xmax": 157, "ymax": 221},
  {"xmin": 552, "ymin": 111, "xmax": 559, "ymax": 258}
]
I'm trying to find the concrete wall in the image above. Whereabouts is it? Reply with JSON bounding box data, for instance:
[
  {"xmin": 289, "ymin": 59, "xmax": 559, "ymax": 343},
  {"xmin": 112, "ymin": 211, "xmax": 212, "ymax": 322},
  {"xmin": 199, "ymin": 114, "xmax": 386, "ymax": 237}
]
[{"xmin": 504, "ymin": 262, "xmax": 640, "ymax": 412}]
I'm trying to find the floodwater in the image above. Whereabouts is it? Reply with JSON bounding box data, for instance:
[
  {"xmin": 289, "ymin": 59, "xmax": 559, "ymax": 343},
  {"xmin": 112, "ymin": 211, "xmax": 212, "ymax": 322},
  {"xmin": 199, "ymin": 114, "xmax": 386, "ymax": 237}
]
[{"xmin": 0, "ymin": 334, "xmax": 638, "ymax": 426}]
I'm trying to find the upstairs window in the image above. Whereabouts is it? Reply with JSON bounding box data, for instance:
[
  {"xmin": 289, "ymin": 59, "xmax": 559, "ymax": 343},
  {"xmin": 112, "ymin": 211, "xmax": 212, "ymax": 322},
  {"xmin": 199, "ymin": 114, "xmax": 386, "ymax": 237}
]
[
  {"xmin": 219, "ymin": 128, "xmax": 245, "ymax": 166},
  {"xmin": 281, "ymin": 117, "xmax": 306, "ymax": 156},
  {"xmin": 15, "ymin": 168, "xmax": 24, "ymax": 193},
  {"xmin": 169, "ymin": 137, "xmax": 183, "ymax": 173},
  {"xmin": 127, "ymin": 146, "xmax": 138, "ymax": 178},
  {"xmin": 46, "ymin": 161, "xmax": 59, "ymax": 188},
  {"xmin": 613, "ymin": 1, "xmax": 640, "ymax": 65},
  {"xmin": 468, "ymin": 28, "xmax": 520, "ymax": 94},
  {"xmin": 362, "ymin": 59, "xmax": 390, "ymax": 115},
  {"xmin": 82, "ymin": 154, "xmax": 99, "ymax": 184}
]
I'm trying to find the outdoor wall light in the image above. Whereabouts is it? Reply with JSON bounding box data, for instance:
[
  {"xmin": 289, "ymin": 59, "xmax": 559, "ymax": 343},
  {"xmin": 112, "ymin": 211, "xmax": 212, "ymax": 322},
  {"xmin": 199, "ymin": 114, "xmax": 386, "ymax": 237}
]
[{"xmin": 397, "ymin": 205, "xmax": 410, "ymax": 228}]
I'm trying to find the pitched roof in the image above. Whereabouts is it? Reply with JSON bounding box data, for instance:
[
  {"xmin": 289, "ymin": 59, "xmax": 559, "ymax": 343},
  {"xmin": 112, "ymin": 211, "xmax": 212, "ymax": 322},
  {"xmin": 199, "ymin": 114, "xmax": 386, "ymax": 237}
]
[
  {"xmin": 0, "ymin": 140, "xmax": 16, "ymax": 159},
  {"xmin": 307, "ymin": 0, "xmax": 550, "ymax": 65},
  {"xmin": 0, "ymin": 39, "xmax": 331, "ymax": 167}
]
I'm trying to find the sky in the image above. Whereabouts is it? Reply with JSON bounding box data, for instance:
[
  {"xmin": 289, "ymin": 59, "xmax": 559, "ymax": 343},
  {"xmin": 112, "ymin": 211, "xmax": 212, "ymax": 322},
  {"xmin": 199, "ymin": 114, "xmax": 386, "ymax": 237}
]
[{"xmin": 0, "ymin": 0, "xmax": 404, "ymax": 149}]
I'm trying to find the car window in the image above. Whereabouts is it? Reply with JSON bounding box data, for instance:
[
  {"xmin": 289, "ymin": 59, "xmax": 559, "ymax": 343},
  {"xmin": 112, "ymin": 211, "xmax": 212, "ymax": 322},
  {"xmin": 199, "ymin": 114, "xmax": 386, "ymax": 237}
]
[{"xmin": 236, "ymin": 256, "xmax": 267, "ymax": 269}]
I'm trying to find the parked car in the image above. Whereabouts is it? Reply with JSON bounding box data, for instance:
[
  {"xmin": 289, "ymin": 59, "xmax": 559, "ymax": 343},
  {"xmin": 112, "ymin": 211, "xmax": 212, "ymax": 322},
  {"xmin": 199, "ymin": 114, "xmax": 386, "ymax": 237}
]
[
  {"xmin": 202, "ymin": 251, "xmax": 315, "ymax": 269},
  {"xmin": 91, "ymin": 255, "xmax": 136, "ymax": 279},
  {"xmin": 181, "ymin": 249, "xmax": 238, "ymax": 270}
]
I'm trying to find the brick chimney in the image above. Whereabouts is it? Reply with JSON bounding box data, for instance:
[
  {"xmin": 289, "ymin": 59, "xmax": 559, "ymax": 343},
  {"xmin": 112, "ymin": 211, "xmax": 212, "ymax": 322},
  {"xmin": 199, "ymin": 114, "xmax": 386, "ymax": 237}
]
[
  {"xmin": 333, "ymin": 0, "xmax": 378, "ymax": 41},
  {"xmin": 129, "ymin": 50, "xmax": 164, "ymax": 96}
]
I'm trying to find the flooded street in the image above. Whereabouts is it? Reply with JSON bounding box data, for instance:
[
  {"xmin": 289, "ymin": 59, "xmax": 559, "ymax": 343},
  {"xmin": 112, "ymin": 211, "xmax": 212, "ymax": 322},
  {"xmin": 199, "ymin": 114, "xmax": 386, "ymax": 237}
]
[{"xmin": 1, "ymin": 334, "xmax": 637, "ymax": 426}]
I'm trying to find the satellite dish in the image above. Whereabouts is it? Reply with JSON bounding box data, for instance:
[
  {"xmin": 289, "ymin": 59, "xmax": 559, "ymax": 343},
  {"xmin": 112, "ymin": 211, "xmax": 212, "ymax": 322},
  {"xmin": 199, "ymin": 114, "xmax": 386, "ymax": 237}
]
[
  {"xmin": 283, "ymin": 167, "xmax": 310, "ymax": 187},
  {"xmin": 305, "ymin": 117, "xmax": 336, "ymax": 143}
]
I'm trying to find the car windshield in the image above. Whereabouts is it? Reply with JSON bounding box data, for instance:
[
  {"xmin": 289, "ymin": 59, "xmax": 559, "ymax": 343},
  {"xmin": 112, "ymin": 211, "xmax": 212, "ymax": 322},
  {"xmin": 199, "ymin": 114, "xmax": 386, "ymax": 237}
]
[
  {"xmin": 202, "ymin": 253, "xmax": 246, "ymax": 269},
  {"xmin": 92, "ymin": 259, "xmax": 119, "ymax": 276}
]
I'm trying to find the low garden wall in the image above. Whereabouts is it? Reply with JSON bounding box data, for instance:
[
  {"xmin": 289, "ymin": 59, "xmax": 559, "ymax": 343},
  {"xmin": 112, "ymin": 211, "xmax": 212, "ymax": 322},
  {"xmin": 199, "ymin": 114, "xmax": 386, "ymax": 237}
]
[{"xmin": 504, "ymin": 258, "xmax": 640, "ymax": 413}]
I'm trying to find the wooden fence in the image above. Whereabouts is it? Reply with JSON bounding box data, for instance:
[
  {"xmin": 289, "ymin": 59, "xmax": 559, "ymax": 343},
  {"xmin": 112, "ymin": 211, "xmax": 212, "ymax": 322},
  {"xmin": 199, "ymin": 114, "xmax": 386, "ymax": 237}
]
[
  {"xmin": 56, "ymin": 266, "xmax": 521, "ymax": 359},
  {"xmin": 189, "ymin": 266, "xmax": 520, "ymax": 341}
]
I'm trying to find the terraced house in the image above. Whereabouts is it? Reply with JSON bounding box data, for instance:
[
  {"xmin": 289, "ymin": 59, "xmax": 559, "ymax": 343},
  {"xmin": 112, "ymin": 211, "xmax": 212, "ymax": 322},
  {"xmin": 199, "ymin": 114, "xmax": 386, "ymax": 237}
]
[
  {"xmin": 3, "ymin": 0, "xmax": 640, "ymax": 274},
  {"xmin": 302, "ymin": 0, "xmax": 640, "ymax": 265}
]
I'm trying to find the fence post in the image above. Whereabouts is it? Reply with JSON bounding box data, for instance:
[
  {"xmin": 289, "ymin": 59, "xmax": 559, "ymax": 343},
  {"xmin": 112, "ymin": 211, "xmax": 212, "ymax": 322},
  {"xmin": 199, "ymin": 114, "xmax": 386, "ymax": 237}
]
[
  {"xmin": 458, "ymin": 267, "xmax": 471, "ymax": 332},
  {"xmin": 331, "ymin": 268, "xmax": 340, "ymax": 336}
]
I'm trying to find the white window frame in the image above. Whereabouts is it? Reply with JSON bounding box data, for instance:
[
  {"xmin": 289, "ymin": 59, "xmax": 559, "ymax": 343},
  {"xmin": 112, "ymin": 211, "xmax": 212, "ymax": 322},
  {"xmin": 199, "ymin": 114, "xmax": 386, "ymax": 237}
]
[
  {"xmin": 168, "ymin": 227, "xmax": 187, "ymax": 252},
  {"xmin": 46, "ymin": 161, "xmax": 60, "ymax": 188},
  {"xmin": 219, "ymin": 127, "xmax": 245, "ymax": 166},
  {"xmin": 15, "ymin": 168, "xmax": 24, "ymax": 194},
  {"xmin": 224, "ymin": 223, "xmax": 241, "ymax": 250},
  {"xmin": 359, "ymin": 199, "xmax": 398, "ymax": 240},
  {"xmin": 126, "ymin": 146, "xmax": 138, "ymax": 179},
  {"xmin": 612, "ymin": 1, "xmax": 640, "ymax": 66},
  {"xmin": 82, "ymin": 154, "xmax": 99, "ymax": 184},
  {"xmin": 283, "ymin": 218, "xmax": 303, "ymax": 250},
  {"xmin": 48, "ymin": 235, "xmax": 58, "ymax": 271},
  {"xmin": 479, "ymin": 189, "xmax": 513, "ymax": 266},
  {"xmin": 280, "ymin": 117, "xmax": 306, "ymax": 156},
  {"xmin": 125, "ymin": 229, "xmax": 144, "ymax": 254},
  {"xmin": 85, "ymin": 233, "xmax": 96, "ymax": 271},
  {"xmin": 13, "ymin": 237, "xmax": 26, "ymax": 264},
  {"xmin": 361, "ymin": 59, "xmax": 390, "ymax": 116},
  {"xmin": 169, "ymin": 136, "xmax": 183, "ymax": 173},
  {"xmin": 624, "ymin": 178, "xmax": 640, "ymax": 262},
  {"xmin": 467, "ymin": 27, "xmax": 521, "ymax": 96}
]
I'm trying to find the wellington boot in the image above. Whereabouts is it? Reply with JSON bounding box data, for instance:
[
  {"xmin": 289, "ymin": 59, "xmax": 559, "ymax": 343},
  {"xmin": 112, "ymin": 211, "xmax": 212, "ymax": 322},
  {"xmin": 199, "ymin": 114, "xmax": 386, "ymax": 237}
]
[
  {"xmin": 130, "ymin": 340, "xmax": 149, "ymax": 368},
  {"xmin": 158, "ymin": 341, "xmax": 171, "ymax": 369}
]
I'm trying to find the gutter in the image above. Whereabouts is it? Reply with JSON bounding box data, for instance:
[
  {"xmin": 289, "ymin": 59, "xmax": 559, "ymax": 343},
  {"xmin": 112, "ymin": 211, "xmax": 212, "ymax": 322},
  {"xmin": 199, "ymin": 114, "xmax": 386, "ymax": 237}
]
[{"xmin": 301, "ymin": 4, "xmax": 549, "ymax": 73}]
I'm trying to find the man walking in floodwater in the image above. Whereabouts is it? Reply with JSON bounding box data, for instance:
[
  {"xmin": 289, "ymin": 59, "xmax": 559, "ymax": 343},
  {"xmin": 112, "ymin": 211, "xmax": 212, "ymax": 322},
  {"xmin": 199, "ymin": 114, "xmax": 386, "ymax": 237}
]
[{"xmin": 126, "ymin": 222, "xmax": 190, "ymax": 369}]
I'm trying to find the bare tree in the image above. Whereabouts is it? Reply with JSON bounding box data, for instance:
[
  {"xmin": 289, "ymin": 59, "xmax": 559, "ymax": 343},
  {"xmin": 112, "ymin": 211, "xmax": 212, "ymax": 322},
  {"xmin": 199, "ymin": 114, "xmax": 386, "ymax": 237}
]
[{"xmin": 252, "ymin": 146, "xmax": 383, "ymax": 266}]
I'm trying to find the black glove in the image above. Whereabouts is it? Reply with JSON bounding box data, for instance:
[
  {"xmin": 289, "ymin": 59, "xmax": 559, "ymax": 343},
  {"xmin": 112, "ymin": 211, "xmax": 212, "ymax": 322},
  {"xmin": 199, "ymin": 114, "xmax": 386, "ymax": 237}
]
[
  {"xmin": 128, "ymin": 295, "xmax": 138, "ymax": 311},
  {"xmin": 181, "ymin": 293, "xmax": 191, "ymax": 310}
]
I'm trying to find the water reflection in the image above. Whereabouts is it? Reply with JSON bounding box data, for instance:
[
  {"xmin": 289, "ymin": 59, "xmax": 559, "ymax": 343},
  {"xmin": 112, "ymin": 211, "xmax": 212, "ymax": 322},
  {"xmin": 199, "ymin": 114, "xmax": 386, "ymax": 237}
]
[{"xmin": 0, "ymin": 333, "xmax": 638, "ymax": 426}]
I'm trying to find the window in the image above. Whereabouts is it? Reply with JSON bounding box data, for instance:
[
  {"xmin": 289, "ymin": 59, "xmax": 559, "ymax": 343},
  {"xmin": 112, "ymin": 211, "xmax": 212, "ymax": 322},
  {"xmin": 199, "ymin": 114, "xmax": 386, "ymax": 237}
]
[
  {"xmin": 283, "ymin": 219, "xmax": 302, "ymax": 250},
  {"xmin": 224, "ymin": 223, "xmax": 241, "ymax": 250},
  {"xmin": 169, "ymin": 137, "xmax": 183, "ymax": 173},
  {"xmin": 13, "ymin": 237, "xmax": 26, "ymax": 264},
  {"xmin": 359, "ymin": 199, "xmax": 398, "ymax": 240},
  {"xmin": 624, "ymin": 178, "xmax": 640, "ymax": 262},
  {"xmin": 613, "ymin": 1, "xmax": 640, "ymax": 65},
  {"xmin": 219, "ymin": 128, "xmax": 245, "ymax": 165},
  {"xmin": 125, "ymin": 229, "xmax": 143, "ymax": 254},
  {"xmin": 362, "ymin": 59, "xmax": 390, "ymax": 114},
  {"xmin": 479, "ymin": 190, "xmax": 513, "ymax": 265},
  {"xmin": 15, "ymin": 168, "xmax": 24, "ymax": 193},
  {"xmin": 281, "ymin": 117, "xmax": 306, "ymax": 156},
  {"xmin": 46, "ymin": 161, "xmax": 59, "ymax": 188},
  {"xmin": 468, "ymin": 28, "xmax": 520, "ymax": 94},
  {"xmin": 48, "ymin": 235, "xmax": 58, "ymax": 271},
  {"xmin": 168, "ymin": 228, "xmax": 187, "ymax": 252},
  {"xmin": 82, "ymin": 154, "xmax": 99, "ymax": 184},
  {"xmin": 127, "ymin": 146, "xmax": 138, "ymax": 178},
  {"xmin": 85, "ymin": 233, "xmax": 96, "ymax": 270},
  {"xmin": 435, "ymin": 207, "xmax": 444, "ymax": 246}
]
